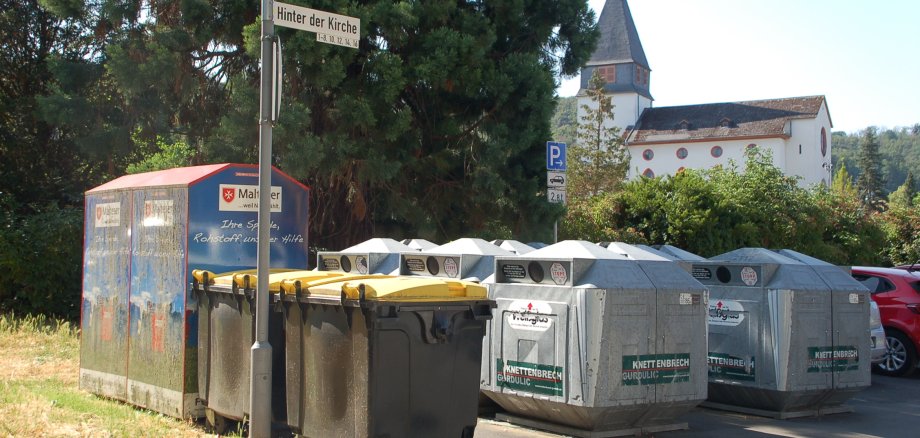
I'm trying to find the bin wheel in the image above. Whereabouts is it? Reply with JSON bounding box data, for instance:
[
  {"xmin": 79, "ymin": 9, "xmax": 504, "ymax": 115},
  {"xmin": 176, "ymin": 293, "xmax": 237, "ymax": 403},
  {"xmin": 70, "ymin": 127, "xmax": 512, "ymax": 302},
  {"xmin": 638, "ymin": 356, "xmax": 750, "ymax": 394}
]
[
  {"xmin": 874, "ymin": 330, "xmax": 917, "ymax": 377},
  {"xmin": 206, "ymin": 408, "xmax": 237, "ymax": 434}
]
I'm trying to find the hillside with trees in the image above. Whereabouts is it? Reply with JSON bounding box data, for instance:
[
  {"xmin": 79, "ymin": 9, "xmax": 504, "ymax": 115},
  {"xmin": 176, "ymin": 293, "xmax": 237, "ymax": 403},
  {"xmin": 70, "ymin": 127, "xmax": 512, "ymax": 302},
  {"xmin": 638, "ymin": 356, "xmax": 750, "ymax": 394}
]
[{"xmin": 832, "ymin": 125, "xmax": 920, "ymax": 195}]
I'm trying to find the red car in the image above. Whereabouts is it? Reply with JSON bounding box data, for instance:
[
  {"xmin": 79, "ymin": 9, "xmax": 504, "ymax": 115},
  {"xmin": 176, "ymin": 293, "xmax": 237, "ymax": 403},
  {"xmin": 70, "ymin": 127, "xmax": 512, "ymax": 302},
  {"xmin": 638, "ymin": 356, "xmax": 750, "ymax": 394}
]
[{"xmin": 852, "ymin": 266, "xmax": 920, "ymax": 376}]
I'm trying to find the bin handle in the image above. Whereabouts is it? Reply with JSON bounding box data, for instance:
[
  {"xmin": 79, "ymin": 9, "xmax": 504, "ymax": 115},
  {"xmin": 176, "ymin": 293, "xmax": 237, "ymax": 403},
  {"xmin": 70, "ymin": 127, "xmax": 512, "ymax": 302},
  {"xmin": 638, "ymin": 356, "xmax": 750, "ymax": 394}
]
[
  {"xmin": 280, "ymin": 279, "xmax": 302, "ymax": 298},
  {"xmin": 192, "ymin": 270, "xmax": 214, "ymax": 286}
]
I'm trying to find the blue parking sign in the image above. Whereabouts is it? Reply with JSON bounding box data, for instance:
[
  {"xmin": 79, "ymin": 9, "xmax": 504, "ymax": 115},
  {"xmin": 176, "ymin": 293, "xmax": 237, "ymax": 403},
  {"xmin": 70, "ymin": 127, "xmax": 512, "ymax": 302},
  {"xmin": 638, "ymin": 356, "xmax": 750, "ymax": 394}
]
[{"xmin": 547, "ymin": 141, "xmax": 567, "ymax": 171}]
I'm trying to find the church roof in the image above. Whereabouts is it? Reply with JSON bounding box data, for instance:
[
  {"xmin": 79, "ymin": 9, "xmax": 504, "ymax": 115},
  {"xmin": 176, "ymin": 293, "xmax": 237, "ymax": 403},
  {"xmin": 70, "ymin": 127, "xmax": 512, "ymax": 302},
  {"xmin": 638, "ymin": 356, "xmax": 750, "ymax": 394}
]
[
  {"xmin": 587, "ymin": 0, "xmax": 649, "ymax": 68},
  {"xmin": 627, "ymin": 96, "xmax": 828, "ymax": 144}
]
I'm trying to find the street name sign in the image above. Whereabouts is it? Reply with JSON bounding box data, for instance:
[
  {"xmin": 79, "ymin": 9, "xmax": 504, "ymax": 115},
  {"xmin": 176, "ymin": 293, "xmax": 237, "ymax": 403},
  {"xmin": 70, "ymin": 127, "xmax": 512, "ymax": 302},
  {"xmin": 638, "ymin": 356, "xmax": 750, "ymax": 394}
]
[{"xmin": 274, "ymin": 1, "xmax": 361, "ymax": 48}]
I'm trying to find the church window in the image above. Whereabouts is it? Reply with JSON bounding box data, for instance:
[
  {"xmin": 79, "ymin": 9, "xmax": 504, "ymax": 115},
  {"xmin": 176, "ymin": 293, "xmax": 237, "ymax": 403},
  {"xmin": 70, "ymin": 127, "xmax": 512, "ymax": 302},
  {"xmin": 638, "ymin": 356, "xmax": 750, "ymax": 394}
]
[
  {"xmin": 642, "ymin": 149, "xmax": 654, "ymax": 161},
  {"xmin": 747, "ymin": 143, "xmax": 757, "ymax": 150},
  {"xmin": 676, "ymin": 147, "xmax": 688, "ymax": 159},
  {"xmin": 799, "ymin": 144, "xmax": 802, "ymax": 154},
  {"xmin": 596, "ymin": 66, "xmax": 616, "ymax": 83},
  {"xmin": 711, "ymin": 146, "xmax": 723, "ymax": 158},
  {"xmin": 821, "ymin": 128, "xmax": 828, "ymax": 157},
  {"xmin": 642, "ymin": 168, "xmax": 655, "ymax": 178},
  {"xmin": 635, "ymin": 66, "xmax": 648, "ymax": 85},
  {"xmin": 720, "ymin": 118, "xmax": 733, "ymax": 128},
  {"xmin": 678, "ymin": 120, "xmax": 691, "ymax": 130},
  {"xmin": 677, "ymin": 167, "xmax": 686, "ymax": 173}
]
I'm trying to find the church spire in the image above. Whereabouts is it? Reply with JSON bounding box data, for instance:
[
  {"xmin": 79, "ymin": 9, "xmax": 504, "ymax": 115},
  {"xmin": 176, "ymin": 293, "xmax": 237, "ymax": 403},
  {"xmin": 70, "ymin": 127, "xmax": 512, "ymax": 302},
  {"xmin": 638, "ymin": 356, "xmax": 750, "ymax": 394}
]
[
  {"xmin": 589, "ymin": 0, "xmax": 649, "ymax": 69},
  {"xmin": 577, "ymin": 0, "xmax": 653, "ymax": 130}
]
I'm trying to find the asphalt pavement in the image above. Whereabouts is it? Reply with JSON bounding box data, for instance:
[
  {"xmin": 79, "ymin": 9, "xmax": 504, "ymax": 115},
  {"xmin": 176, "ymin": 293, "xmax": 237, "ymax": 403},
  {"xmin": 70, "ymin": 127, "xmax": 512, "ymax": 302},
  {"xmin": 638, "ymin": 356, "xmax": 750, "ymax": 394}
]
[{"xmin": 475, "ymin": 372, "xmax": 920, "ymax": 437}]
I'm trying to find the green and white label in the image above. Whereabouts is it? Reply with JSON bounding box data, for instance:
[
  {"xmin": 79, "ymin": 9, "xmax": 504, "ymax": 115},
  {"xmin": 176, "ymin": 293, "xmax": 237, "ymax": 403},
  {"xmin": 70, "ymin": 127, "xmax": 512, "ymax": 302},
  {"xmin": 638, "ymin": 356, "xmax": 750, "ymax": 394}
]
[
  {"xmin": 708, "ymin": 353, "xmax": 755, "ymax": 381},
  {"xmin": 807, "ymin": 346, "xmax": 859, "ymax": 373},
  {"xmin": 496, "ymin": 359, "xmax": 563, "ymax": 396},
  {"xmin": 622, "ymin": 353, "xmax": 691, "ymax": 385}
]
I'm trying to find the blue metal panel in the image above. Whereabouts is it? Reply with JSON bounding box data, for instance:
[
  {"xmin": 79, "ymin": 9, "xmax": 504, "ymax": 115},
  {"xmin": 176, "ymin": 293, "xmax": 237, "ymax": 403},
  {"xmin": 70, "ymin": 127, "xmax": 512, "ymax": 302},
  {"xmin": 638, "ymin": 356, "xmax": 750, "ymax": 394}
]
[
  {"xmin": 126, "ymin": 187, "xmax": 190, "ymax": 417},
  {"xmin": 80, "ymin": 190, "xmax": 132, "ymax": 400},
  {"xmin": 187, "ymin": 166, "xmax": 309, "ymax": 274}
]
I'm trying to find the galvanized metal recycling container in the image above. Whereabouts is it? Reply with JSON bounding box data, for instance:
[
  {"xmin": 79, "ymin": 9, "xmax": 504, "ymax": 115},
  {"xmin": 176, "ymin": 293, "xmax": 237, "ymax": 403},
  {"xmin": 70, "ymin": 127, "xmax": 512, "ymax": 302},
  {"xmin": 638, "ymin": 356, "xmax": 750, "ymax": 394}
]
[
  {"xmin": 399, "ymin": 238, "xmax": 513, "ymax": 282},
  {"xmin": 401, "ymin": 238, "xmax": 438, "ymax": 251},
  {"xmin": 687, "ymin": 248, "xmax": 871, "ymax": 417},
  {"xmin": 480, "ymin": 241, "xmax": 708, "ymax": 435},
  {"xmin": 492, "ymin": 239, "xmax": 536, "ymax": 255},
  {"xmin": 80, "ymin": 164, "xmax": 309, "ymax": 418},
  {"xmin": 277, "ymin": 275, "xmax": 495, "ymax": 437},
  {"xmin": 653, "ymin": 245, "xmax": 708, "ymax": 262},
  {"xmin": 317, "ymin": 237, "xmax": 417, "ymax": 275}
]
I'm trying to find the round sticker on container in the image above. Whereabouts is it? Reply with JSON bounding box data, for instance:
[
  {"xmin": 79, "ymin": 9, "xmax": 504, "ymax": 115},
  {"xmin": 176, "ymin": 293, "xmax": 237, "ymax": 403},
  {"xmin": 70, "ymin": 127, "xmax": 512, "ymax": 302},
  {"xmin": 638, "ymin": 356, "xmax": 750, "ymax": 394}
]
[
  {"xmin": 507, "ymin": 300, "xmax": 553, "ymax": 331},
  {"xmin": 355, "ymin": 256, "xmax": 368, "ymax": 274},
  {"xmin": 444, "ymin": 257, "xmax": 459, "ymax": 278},
  {"xmin": 740, "ymin": 266, "xmax": 758, "ymax": 286},
  {"xmin": 550, "ymin": 262, "xmax": 567, "ymax": 285}
]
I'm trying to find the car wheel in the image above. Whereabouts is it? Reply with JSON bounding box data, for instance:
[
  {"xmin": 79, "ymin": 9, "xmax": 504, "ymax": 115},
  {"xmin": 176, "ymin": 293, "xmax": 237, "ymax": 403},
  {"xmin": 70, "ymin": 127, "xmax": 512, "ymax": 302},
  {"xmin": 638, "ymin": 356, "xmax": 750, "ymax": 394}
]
[{"xmin": 874, "ymin": 330, "xmax": 917, "ymax": 377}]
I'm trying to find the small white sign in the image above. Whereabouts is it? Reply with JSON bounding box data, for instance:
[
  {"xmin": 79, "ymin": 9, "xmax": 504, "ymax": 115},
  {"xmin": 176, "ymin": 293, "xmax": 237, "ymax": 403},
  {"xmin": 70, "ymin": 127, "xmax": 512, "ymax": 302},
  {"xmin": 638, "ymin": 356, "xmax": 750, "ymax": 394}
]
[
  {"xmin": 709, "ymin": 300, "xmax": 746, "ymax": 326},
  {"xmin": 94, "ymin": 202, "xmax": 121, "ymax": 228},
  {"xmin": 507, "ymin": 300, "xmax": 553, "ymax": 332},
  {"xmin": 740, "ymin": 266, "xmax": 758, "ymax": 286},
  {"xmin": 548, "ymin": 188, "xmax": 566, "ymax": 205},
  {"xmin": 219, "ymin": 184, "xmax": 283, "ymax": 212},
  {"xmin": 550, "ymin": 262, "xmax": 567, "ymax": 285},
  {"xmin": 547, "ymin": 171, "xmax": 566, "ymax": 188},
  {"xmin": 355, "ymin": 256, "xmax": 368, "ymax": 274},
  {"xmin": 143, "ymin": 200, "xmax": 174, "ymax": 227},
  {"xmin": 274, "ymin": 2, "xmax": 360, "ymax": 42},
  {"xmin": 444, "ymin": 257, "xmax": 459, "ymax": 278}
]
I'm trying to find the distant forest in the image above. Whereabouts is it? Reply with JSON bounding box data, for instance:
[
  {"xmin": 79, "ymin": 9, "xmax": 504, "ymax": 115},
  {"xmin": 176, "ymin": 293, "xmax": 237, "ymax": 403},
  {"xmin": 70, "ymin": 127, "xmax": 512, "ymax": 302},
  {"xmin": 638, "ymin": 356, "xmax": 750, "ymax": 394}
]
[
  {"xmin": 552, "ymin": 96, "xmax": 920, "ymax": 195},
  {"xmin": 833, "ymin": 125, "xmax": 920, "ymax": 194}
]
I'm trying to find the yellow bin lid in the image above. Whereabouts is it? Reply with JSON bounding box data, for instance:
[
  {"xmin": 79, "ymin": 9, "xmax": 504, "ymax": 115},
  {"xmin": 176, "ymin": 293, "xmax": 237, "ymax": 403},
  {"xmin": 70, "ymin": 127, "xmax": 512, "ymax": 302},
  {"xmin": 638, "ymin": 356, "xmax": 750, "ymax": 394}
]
[{"xmin": 305, "ymin": 276, "xmax": 487, "ymax": 302}]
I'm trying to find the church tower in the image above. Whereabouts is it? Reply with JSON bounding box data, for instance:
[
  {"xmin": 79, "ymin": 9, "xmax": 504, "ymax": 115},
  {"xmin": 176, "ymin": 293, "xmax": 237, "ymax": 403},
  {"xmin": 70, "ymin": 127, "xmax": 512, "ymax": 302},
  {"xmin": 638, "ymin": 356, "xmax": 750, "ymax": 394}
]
[{"xmin": 577, "ymin": 0, "xmax": 653, "ymax": 132}]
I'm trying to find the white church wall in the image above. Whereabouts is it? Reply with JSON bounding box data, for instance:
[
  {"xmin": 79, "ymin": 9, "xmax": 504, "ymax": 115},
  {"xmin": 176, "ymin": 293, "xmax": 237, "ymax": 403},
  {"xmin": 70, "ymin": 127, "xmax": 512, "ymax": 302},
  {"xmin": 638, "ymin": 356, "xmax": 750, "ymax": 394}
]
[
  {"xmin": 783, "ymin": 104, "xmax": 832, "ymax": 188},
  {"xmin": 576, "ymin": 94, "xmax": 651, "ymax": 133},
  {"xmin": 626, "ymin": 138, "xmax": 786, "ymax": 180}
]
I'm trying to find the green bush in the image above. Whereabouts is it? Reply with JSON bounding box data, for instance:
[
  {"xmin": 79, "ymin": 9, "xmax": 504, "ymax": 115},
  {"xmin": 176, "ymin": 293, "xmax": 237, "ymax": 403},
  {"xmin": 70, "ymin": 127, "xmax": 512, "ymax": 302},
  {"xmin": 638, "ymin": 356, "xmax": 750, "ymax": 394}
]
[{"xmin": 0, "ymin": 197, "xmax": 83, "ymax": 320}]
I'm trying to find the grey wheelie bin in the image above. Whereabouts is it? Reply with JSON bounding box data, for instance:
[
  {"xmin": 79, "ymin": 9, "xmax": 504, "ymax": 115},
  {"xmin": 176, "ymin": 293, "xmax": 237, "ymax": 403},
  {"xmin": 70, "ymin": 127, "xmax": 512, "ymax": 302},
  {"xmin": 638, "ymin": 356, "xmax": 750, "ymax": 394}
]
[
  {"xmin": 191, "ymin": 270, "xmax": 345, "ymax": 429},
  {"xmin": 276, "ymin": 275, "xmax": 495, "ymax": 437},
  {"xmin": 685, "ymin": 248, "xmax": 870, "ymax": 418},
  {"xmin": 317, "ymin": 237, "xmax": 417, "ymax": 275},
  {"xmin": 398, "ymin": 238, "xmax": 513, "ymax": 414},
  {"xmin": 480, "ymin": 241, "xmax": 708, "ymax": 437}
]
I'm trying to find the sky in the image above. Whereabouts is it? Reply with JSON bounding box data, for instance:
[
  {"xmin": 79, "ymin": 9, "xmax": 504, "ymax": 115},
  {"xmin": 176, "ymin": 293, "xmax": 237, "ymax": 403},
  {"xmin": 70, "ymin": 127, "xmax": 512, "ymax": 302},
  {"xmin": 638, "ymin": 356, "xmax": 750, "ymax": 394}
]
[{"xmin": 557, "ymin": 0, "xmax": 920, "ymax": 134}]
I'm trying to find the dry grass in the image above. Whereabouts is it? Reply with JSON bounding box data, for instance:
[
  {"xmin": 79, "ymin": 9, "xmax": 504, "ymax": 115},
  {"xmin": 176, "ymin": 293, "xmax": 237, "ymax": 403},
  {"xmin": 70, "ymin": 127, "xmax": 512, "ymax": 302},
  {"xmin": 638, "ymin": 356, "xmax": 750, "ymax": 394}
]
[{"xmin": 0, "ymin": 313, "xmax": 225, "ymax": 437}]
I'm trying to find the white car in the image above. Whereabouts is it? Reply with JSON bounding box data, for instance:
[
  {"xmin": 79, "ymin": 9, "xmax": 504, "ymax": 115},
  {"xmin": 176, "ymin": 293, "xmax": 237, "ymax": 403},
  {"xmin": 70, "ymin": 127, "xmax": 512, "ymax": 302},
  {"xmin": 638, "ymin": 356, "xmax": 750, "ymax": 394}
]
[{"xmin": 870, "ymin": 300, "xmax": 888, "ymax": 364}]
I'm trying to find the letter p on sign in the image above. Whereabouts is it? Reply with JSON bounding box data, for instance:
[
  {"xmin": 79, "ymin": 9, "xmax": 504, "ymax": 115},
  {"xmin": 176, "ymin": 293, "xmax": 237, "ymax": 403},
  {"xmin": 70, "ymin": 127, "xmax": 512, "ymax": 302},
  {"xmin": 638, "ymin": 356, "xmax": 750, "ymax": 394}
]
[{"xmin": 546, "ymin": 142, "xmax": 566, "ymax": 171}]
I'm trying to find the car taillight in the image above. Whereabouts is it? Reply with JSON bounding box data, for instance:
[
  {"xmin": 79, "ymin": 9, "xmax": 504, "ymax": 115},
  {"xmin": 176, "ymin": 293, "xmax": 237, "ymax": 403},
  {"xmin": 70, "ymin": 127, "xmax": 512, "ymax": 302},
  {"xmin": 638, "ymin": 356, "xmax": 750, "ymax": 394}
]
[{"xmin": 907, "ymin": 304, "xmax": 920, "ymax": 315}]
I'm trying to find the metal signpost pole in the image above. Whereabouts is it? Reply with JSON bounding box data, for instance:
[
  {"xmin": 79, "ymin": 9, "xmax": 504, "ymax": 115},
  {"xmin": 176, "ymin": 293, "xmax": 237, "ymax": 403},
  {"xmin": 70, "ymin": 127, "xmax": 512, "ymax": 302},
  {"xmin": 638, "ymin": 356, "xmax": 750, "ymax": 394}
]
[{"xmin": 251, "ymin": 0, "xmax": 274, "ymax": 436}]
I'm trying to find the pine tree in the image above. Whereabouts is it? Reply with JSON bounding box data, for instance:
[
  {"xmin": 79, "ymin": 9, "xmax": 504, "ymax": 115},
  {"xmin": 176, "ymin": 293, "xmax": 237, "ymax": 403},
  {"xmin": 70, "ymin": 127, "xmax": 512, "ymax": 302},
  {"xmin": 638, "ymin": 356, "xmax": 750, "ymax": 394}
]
[
  {"xmin": 831, "ymin": 164, "xmax": 858, "ymax": 199},
  {"xmin": 569, "ymin": 70, "xmax": 630, "ymax": 201},
  {"xmin": 856, "ymin": 127, "xmax": 884, "ymax": 210},
  {"xmin": 889, "ymin": 171, "xmax": 917, "ymax": 208}
]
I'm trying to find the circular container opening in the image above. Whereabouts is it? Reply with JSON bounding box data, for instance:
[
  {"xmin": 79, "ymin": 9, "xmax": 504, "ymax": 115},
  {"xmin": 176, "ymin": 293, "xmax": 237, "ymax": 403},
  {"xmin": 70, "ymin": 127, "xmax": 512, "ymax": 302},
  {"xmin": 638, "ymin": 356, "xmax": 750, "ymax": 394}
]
[
  {"xmin": 426, "ymin": 257, "xmax": 440, "ymax": 275},
  {"xmin": 528, "ymin": 261, "xmax": 545, "ymax": 283},
  {"xmin": 716, "ymin": 266, "xmax": 731, "ymax": 283},
  {"xmin": 340, "ymin": 255, "xmax": 352, "ymax": 273}
]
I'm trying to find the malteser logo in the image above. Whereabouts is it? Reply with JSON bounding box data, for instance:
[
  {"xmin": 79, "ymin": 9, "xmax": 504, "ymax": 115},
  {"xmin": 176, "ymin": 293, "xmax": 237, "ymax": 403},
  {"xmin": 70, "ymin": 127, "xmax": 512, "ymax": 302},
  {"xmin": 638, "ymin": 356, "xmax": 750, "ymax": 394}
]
[
  {"xmin": 218, "ymin": 184, "xmax": 282, "ymax": 212},
  {"xmin": 222, "ymin": 187, "xmax": 236, "ymax": 203},
  {"xmin": 94, "ymin": 202, "xmax": 120, "ymax": 228}
]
